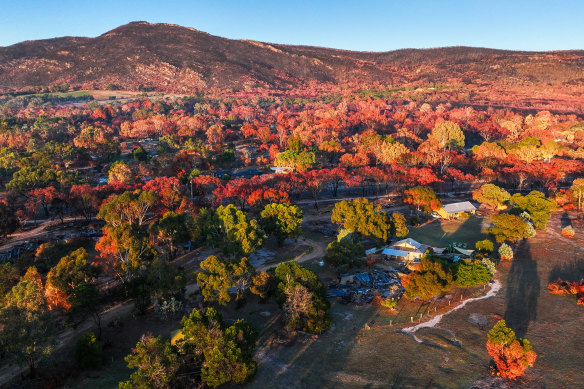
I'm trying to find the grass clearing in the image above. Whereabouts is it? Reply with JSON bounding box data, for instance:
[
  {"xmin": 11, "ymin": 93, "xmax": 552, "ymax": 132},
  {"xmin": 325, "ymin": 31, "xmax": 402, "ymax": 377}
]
[{"xmin": 407, "ymin": 215, "xmax": 487, "ymax": 247}]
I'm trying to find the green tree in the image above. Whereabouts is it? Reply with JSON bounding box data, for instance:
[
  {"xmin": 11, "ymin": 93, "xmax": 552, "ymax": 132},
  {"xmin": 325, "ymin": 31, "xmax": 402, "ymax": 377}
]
[
  {"xmin": 120, "ymin": 334, "xmax": 180, "ymax": 389},
  {"xmin": 274, "ymin": 262, "xmax": 330, "ymax": 333},
  {"xmin": 0, "ymin": 263, "xmax": 19, "ymax": 303},
  {"xmin": 0, "ymin": 147, "xmax": 19, "ymax": 177},
  {"xmin": 147, "ymin": 258, "xmax": 186, "ymax": 304},
  {"xmin": 324, "ymin": 240, "xmax": 365, "ymax": 272},
  {"xmin": 509, "ymin": 191, "xmax": 555, "ymax": 230},
  {"xmin": 472, "ymin": 184, "xmax": 510, "ymax": 210},
  {"xmin": 487, "ymin": 214, "xmax": 530, "ymax": 243},
  {"xmin": 46, "ymin": 248, "xmax": 98, "ymax": 301},
  {"xmin": 475, "ymin": 239, "xmax": 494, "ymax": 253},
  {"xmin": 287, "ymin": 135, "xmax": 303, "ymax": 153},
  {"xmin": 0, "ymin": 267, "xmax": 55, "ymax": 378},
  {"xmin": 274, "ymin": 150, "xmax": 316, "ymax": 172},
  {"xmin": 149, "ymin": 212, "xmax": 194, "ymax": 258},
  {"xmin": 7, "ymin": 166, "xmax": 58, "ymax": 192},
  {"xmin": 68, "ymin": 282, "xmax": 103, "ymax": 339},
  {"xmin": 132, "ymin": 146, "xmax": 148, "ymax": 161},
  {"xmin": 75, "ymin": 332, "xmax": 103, "ymax": 369},
  {"xmin": 260, "ymin": 203, "xmax": 303, "ymax": 246},
  {"xmin": 391, "ymin": 212, "xmax": 409, "ymax": 237},
  {"xmin": 216, "ymin": 204, "xmax": 264, "ymax": 255},
  {"xmin": 178, "ymin": 307, "xmax": 257, "ymax": 387},
  {"xmin": 488, "ymin": 320, "xmax": 516, "ymax": 345},
  {"xmin": 570, "ymin": 178, "xmax": 584, "ymax": 210},
  {"xmin": 431, "ymin": 120, "xmax": 465, "ymax": 149},
  {"xmin": 331, "ymin": 198, "xmax": 392, "ymax": 241},
  {"xmin": 95, "ymin": 224, "xmax": 158, "ymax": 283},
  {"xmin": 98, "ymin": 190, "xmax": 156, "ymax": 227},
  {"xmin": 196, "ymin": 256, "xmax": 253, "ymax": 305}
]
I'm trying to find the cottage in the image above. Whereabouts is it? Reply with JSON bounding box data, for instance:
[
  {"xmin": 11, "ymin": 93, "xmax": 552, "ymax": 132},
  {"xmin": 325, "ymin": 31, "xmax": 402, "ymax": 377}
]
[
  {"xmin": 436, "ymin": 201, "xmax": 477, "ymax": 219},
  {"xmin": 382, "ymin": 238, "xmax": 429, "ymax": 263}
]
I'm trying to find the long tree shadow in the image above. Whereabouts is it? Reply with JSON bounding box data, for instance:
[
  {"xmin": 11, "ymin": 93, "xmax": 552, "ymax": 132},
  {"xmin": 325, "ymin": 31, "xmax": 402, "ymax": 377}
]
[
  {"xmin": 560, "ymin": 210, "xmax": 572, "ymax": 228},
  {"xmin": 549, "ymin": 257, "xmax": 584, "ymax": 283},
  {"xmin": 504, "ymin": 240, "xmax": 540, "ymax": 339}
]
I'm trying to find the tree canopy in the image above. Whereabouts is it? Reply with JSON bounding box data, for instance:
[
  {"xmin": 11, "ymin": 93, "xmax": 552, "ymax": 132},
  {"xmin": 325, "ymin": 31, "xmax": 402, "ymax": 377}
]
[
  {"xmin": 260, "ymin": 203, "xmax": 303, "ymax": 246},
  {"xmin": 331, "ymin": 198, "xmax": 404, "ymax": 241},
  {"xmin": 472, "ymin": 184, "xmax": 510, "ymax": 209},
  {"xmin": 487, "ymin": 214, "xmax": 530, "ymax": 243},
  {"xmin": 509, "ymin": 191, "xmax": 555, "ymax": 230},
  {"xmin": 403, "ymin": 186, "xmax": 442, "ymax": 214}
]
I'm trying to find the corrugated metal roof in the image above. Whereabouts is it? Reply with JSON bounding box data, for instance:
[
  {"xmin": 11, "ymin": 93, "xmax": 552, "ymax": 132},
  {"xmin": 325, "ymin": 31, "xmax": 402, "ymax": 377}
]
[
  {"xmin": 453, "ymin": 247, "xmax": 475, "ymax": 256},
  {"xmin": 443, "ymin": 201, "xmax": 476, "ymax": 214},
  {"xmin": 392, "ymin": 238, "xmax": 424, "ymax": 250},
  {"xmin": 381, "ymin": 248, "xmax": 410, "ymax": 257}
]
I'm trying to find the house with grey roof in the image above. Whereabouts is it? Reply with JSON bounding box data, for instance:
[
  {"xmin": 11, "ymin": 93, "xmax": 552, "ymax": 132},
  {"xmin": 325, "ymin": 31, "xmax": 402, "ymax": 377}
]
[
  {"xmin": 436, "ymin": 201, "xmax": 477, "ymax": 219},
  {"xmin": 382, "ymin": 238, "xmax": 430, "ymax": 263}
]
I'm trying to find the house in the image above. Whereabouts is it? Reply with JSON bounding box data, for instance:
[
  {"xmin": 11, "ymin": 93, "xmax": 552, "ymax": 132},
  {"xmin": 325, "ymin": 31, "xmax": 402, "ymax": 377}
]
[
  {"xmin": 233, "ymin": 168, "xmax": 263, "ymax": 178},
  {"xmin": 270, "ymin": 166, "xmax": 293, "ymax": 174},
  {"xmin": 382, "ymin": 238, "xmax": 429, "ymax": 263},
  {"xmin": 436, "ymin": 201, "xmax": 477, "ymax": 219}
]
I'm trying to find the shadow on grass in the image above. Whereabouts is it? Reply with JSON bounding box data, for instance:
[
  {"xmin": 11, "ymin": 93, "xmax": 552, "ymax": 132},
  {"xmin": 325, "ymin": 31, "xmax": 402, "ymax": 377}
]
[
  {"xmin": 560, "ymin": 210, "xmax": 572, "ymax": 228},
  {"xmin": 408, "ymin": 215, "xmax": 484, "ymax": 248},
  {"xmin": 548, "ymin": 257, "xmax": 584, "ymax": 283},
  {"xmin": 504, "ymin": 240, "xmax": 540, "ymax": 339}
]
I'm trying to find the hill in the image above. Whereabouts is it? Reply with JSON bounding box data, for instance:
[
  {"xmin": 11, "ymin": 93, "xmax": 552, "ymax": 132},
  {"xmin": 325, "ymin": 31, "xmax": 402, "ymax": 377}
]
[{"xmin": 0, "ymin": 21, "xmax": 583, "ymax": 96}]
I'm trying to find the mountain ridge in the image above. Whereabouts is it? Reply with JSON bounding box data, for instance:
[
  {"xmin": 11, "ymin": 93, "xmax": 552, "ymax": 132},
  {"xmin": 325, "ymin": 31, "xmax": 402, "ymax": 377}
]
[{"xmin": 1, "ymin": 21, "xmax": 583, "ymax": 94}]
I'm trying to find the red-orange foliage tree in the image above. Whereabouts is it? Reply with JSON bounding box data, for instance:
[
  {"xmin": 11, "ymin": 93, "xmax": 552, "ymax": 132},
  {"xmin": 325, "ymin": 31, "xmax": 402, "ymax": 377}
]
[{"xmin": 486, "ymin": 320, "xmax": 537, "ymax": 380}]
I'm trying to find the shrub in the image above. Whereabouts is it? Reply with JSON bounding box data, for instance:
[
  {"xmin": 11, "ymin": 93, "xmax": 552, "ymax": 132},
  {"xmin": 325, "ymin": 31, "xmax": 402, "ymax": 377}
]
[
  {"xmin": 481, "ymin": 258, "xmax": 497, "ymax": 275},
  {"xmin": 454, "ymin": 259, "xmax": 492, "ymax": 287},
  {"xmin": 561, "ymin": 225, "xmax": 575, "ymax": 238},
  {"xmin": 380, "ymin": 298, "xmax": 398, "ymax": 309},
  {"xmin": 132, "ymin": 146, "xmax": 148, "ymax": 161},
  {"xmin": 154, "ymin": 297, "xmax": 184, "ymax": 321},
  {"xmin": 499, "ymin": 243, "xmax": 514, "ymax": 261},
  {"xmin": 403, "ymin": 257, "xmax": 453, "ymax": 300},
  {"xmin": 524, "ymin": 222, "xmax": 536, "ymax": 238},
  {"xmin": 74, "ymin": 332, "xmax": 103, "ymax": 369}
]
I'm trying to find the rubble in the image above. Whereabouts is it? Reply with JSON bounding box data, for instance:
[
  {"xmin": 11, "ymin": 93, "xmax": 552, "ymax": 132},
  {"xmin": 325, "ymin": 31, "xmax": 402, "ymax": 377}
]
[{"xmin": 328, "ymin": 268, "xmax": 405, "ymax": 305}]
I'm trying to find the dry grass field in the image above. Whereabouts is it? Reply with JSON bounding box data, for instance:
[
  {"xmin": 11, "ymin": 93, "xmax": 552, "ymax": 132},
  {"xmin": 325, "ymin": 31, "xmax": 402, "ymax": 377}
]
[
  {"xmin": 247, "ymin": 212, "xmax": 584, "ymax": 388},
  {"xmin": 64, "ymin": 212, "xmax": 584, "ymax": 389}
]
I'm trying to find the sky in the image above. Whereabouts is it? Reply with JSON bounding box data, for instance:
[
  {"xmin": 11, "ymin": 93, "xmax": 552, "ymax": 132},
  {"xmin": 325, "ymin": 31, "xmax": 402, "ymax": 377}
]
[{"xmin": 1, "ymin": 0, "xmax": 583, "ymax": 51}]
